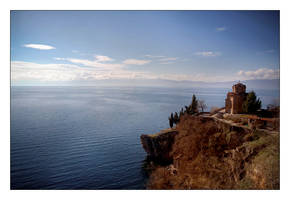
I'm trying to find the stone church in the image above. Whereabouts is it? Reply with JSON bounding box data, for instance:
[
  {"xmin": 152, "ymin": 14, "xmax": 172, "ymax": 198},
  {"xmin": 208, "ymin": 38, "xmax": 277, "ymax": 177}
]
[{"xmin": 225, "ymin": 83, "xmax": 248, "ymax": 114}]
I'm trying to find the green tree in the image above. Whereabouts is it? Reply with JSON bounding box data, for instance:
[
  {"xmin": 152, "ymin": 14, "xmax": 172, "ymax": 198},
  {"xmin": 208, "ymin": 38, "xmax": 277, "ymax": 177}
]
[
  {"xmin": 171, "ymin": 112, "xmax": 174, "ymax": 120},
  {"xmin": 188, "ymin": 94, "xmax": 198, "ymax": 114},
  {"xmin": 168, "ymin": 113, "xmax": 174, "ymax": 127},
  {"xmin": 168, "ymin": 116, "xmax": 173, "ymax": 128},
  {"xmin": 179, "ymin": 107, "xmax": 184, "ymax": 117},
  {"xmin": 242, "ymin": 91, "xmax": 262, "ymax": 114},
  {"xmin": 184, "ymin": 106, "xmax": 189, "ymax": 114},
  {"xmin": 173, "ymin": 112, "xmax": 179, "ymax": 124},
  {"xmin": 168, "ymin": 94, "xmax": 199, "ymax": 127}
]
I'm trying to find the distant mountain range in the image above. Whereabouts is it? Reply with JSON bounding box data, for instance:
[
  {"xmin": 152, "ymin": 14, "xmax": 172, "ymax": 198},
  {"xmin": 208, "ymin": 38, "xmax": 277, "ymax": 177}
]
[
  {"xmin": 165, "ymin": 79, "xmax": 280, "ymax": 90},
  {"xmin": 85, "ymin": 78, "xmax": 280, "ymax": 90},
  {"xmin": 13, "ymin": 79, "xmax": 280, "ymax": 91}
]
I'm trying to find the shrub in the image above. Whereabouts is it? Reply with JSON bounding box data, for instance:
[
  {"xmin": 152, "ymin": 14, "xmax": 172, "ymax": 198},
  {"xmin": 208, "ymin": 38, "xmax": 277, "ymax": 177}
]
[
  {"xmin": 168, "ymin": 94, "xmax": 199, "ymax": 127},
  {"xmin": 174, "ymin": 112, "xmax": 179, "ymax": 124}
]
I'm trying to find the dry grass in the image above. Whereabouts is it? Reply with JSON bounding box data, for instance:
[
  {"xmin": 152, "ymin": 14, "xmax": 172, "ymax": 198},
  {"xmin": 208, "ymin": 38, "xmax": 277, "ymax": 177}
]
[
  {"xmin": 210, "ymin": 107, "xmax": 220, "ymax": 114},
  {"xmin": 147, "ymin": 115, "xmax": 280, "ymax": 189}
]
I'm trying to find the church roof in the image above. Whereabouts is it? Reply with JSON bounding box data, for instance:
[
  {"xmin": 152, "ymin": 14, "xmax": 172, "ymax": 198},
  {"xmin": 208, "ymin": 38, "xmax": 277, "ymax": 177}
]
[{"xmin": 234, "ymin": 82, "xmax": 246, "ymax": 87}]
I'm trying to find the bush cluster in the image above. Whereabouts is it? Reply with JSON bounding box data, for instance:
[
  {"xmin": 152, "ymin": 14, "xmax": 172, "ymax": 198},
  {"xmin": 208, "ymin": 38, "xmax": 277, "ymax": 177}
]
[{"xmin": 168, "ymin": 94, "xmax": 206, "ymax": 128}]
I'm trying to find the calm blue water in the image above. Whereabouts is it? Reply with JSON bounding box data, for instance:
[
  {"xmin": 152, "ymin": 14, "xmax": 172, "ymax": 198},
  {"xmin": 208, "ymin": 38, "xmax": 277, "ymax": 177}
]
[{"xmin": 10, "ymin": 86, "xmax": 279, "ymax": 189}]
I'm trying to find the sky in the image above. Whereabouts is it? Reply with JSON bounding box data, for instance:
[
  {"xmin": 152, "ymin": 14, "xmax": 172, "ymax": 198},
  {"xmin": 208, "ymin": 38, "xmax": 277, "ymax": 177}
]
[{"xmin": 10, "ymin": 11, "xmax": 280, "ymax": 86}]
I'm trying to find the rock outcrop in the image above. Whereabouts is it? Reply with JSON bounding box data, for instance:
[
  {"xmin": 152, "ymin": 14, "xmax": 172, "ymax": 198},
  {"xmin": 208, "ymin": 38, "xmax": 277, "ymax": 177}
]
[
  {"xmin": 141, "ymin": 114, "xmax": 279, "ymax": 189},
  {"xmin": 140, "ymin": 129, "xmax": 178, "ymax": 163}
]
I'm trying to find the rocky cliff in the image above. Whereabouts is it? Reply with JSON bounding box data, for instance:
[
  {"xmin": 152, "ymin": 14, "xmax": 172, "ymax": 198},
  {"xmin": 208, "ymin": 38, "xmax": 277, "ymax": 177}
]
[
  {"xmin": 140, "ymin": 129, "xmax": 178, "ymax": 164},
  {"xmin": 140, "ymin": 115, "xmax": 279, "ymax": 189}
]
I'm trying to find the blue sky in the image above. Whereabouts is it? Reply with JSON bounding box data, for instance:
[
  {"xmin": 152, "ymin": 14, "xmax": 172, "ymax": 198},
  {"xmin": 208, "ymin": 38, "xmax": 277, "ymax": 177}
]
[{"xmin": 11, "ymin": 11, "xmax": 280, "ymax": 86}]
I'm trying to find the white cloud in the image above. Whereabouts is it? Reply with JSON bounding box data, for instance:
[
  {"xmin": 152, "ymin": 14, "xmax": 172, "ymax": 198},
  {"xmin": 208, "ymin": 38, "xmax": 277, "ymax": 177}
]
[
  {"xmin": 95, "ymin": 55, "xmax": 113, "ymax": 62},
  {"xmin": 54, "ymin": 57, "xmax": 64, "ymax": 61},
  {"xmin": 216, "ymin": 27, "xmax": 226, "ymax": 32},
  {"xmin": 23, "ymin": 44, "xmax": 55, "ymax": 50},
  {"xmin": 159, "ymin": 57, "xmax": 178, "ymax": 62},
  {"xmin": 56, "ymin": 56, "xmax": 150, "ymax": 70},
  {"xmin": 54, "ymin": 57, "xmax": 123, "ymax": 69},
  {"xmin": 144, "ymin": 55, "xmax": 166, "ymax": 58},
  {"xmin": 144, "ymin": 55, "xmax": 178, "ymax": 64},
  {"xmin": 122, "ymin": 59, "xmax": 151, "ymax": 65},
  {"xmin": 194, "ymin": 51, "xmax": 221, "ymax": 57},
  {"xmin": 11, "ymin": 61, "xmax": 84, "ymax": 81},
  {"xmin": 237, "ymin": 68, "xmax": 280, "ymax": 80}
]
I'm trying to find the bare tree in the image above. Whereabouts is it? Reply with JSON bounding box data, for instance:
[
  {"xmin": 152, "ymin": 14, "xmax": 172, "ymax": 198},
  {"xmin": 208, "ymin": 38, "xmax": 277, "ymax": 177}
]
[{"xmin": 198, "ymin": 100, "xmax": 207, "ymax": 112}]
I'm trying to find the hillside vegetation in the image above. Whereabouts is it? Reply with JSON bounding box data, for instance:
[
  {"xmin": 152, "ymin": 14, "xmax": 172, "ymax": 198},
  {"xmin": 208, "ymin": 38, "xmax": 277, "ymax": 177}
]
[{"xmin": 147, "ymin": 115, "xmax": 279, "ymax": 189}]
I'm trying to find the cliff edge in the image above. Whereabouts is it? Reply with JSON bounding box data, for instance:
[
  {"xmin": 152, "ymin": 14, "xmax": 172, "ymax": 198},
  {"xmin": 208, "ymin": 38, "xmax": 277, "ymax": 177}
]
[
  {"xmin": 141, "ymin": 128, "xmax": 178, "ymax": 163},
  {"xmin": 140, "ymin": 114, "xmax": 279, "ymax": 189}
]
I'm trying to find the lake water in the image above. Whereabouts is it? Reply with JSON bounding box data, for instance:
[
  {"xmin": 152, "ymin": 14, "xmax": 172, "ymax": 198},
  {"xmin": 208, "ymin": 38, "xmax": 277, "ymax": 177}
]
[{"xmin": 10, "ymin": 86, "xmax": 279, "ymax": 189}]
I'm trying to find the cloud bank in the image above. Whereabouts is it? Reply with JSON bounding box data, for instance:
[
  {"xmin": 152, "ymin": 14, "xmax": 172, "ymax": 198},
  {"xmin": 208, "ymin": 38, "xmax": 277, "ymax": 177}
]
[
  {"xmin": 237, "ymin": 68, "xmax": 280, "ymax": 80},
  {"xmin": 11, "ymin": 49, "xmax": 279, "ymax": 85},
  {"xmin": 12, "ymin": 60, "xmax": 263, "ymax": 84}
]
